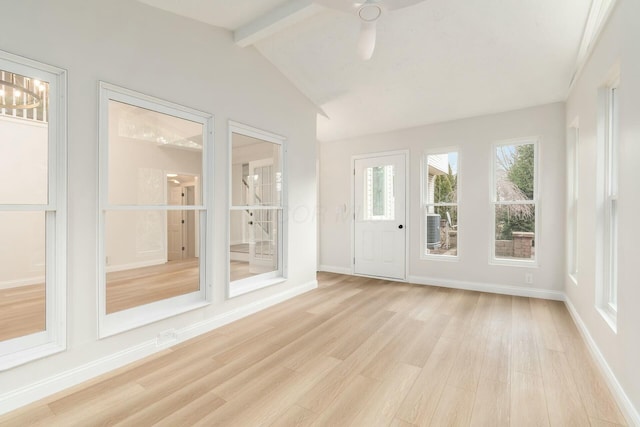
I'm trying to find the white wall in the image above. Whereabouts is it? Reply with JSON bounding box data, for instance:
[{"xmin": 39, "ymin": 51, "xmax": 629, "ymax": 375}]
[
  {"xmin": 566, "ymin": 0, "xmax": 640, "ymax": 419},
  {"xmin": 319, "ymin": 102, "xmax": 566, "ymax": 295},
  {"xmin": 0, "ymin": 0, "xmax": 317, "ymax": 410}
]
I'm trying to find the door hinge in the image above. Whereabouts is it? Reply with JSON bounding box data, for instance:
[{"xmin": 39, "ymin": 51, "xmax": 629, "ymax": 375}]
[
  {"xmin": 181, "ymin": 193, "xmax": 185, "ymax": 197},
  {"xmin": 181, "ymin": 219, "xmax": 185, "ymax": 224},
  {"xmin": 353, "ymin": 257, "xmax": 355, "ymax": 264},
  {"xmin": 353, "ymin": 169, "xmax": 356, "ymax": 175},
  {"xmin": 182, "ymin": 247, "xmax": 185, "ymax": 251}
]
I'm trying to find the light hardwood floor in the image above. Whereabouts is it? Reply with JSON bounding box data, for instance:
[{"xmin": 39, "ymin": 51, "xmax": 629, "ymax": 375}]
[
  {"xmin": 0, "ymin": 273, "xmax": 628, "ymax": 426},
  {"xmin": 0, "ymin": 259, "xmax": 201, "ymax": 342}
]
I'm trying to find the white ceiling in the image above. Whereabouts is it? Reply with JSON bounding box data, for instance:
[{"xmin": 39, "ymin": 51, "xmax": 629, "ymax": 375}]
[{"xmin": 138, "ymin": 0, "xmax": 592, "ymax": 141}]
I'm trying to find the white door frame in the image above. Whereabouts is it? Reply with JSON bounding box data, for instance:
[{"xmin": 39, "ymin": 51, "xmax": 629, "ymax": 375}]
[{"xmin": 351, "ymin": 149, "xmax": 410, "ymax": 281}]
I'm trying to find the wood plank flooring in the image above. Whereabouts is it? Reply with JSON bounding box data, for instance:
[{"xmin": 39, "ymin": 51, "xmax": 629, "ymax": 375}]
[{"xmin": 0, "ymin": 273, "xmax": 628, "ymax": 426}]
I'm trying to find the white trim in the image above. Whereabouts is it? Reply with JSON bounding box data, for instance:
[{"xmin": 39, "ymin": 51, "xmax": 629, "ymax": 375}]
[
  {"xmin": 104, "ymin": 259, "xmax": 166, "ymax": 274},
  {"xmin": 564, "ymin": 298, "xmax": 640, "ymax": 426},
  {"xmin": 569, "ymin": 0, "xmax": 619, "ymax": 93},
  {"xmin": 228, "ymin": 277, "xmax": 288, "ymax": 299},
  {"xmin": 0, "ymin": 276, "xmax": 46, "ymax": 290},
  {"xmin": 318, "ymin": 265, "xmax": 352, "ymax": 275},
  {"xmin": 0, "ymin": 279, "xmax": 316, "ymax": 416},
  {"xmin": 408, "ymin": 275, "xmax": 564, "ymax": 301}
]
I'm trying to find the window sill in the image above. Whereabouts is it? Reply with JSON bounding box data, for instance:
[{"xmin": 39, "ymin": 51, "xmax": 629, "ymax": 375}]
[
  {"xmin": 489, "ymin": 257, "xmax": 538, "ymax": 268},
  {"xmin": 420, "ymin": 254, "xmax": 460, "ymax": 262},
  {"xmin": 568, "ymin": 273, "xmax": 578, "ymax": 286},
  {"xmin": 0, "ymin": 341, "xmax": 65, "ymax": 372},
  {"xmin": 596, "ymin": 306, "xmax": 617, "ymax": 333},
  {"xmin": 228, "ymin": 276, "xmax": 286, "ymax": 299},
  {"xmin": 99, "ymin": 293, "xmax": 210, "ymax": 339}
]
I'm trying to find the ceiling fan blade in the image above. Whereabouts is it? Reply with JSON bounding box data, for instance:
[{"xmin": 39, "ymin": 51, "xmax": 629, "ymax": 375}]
[
  {"xmin": 357, "ymin": 20, "xmax": 377, "ymax": 60},
  {"xmin": 384, "ymin": 0, "xmax": 426, "ymax": 11},
  {"xmin": 315, "ymin": 0, "xmax": 363, "ymax": 13}
]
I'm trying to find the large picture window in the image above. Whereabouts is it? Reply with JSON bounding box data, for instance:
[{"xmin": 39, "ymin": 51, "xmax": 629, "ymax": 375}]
[
  {"xmin": 422, "ymin": 150, "xmax": 459, "ymax": 258},
  {"xmin": 492, "ymin": 140, "xmax": 537, "ymax": 264},
  {"xmin": 0, "ymin": 51, "xmax": 66, "ymax": 368},
  {"xmin": 228, "ymin": 122, "xmax": 286, "ymax": 298},
  {"xmin": 98, "ymin": 83, "xmax": 213, "ymax": 337}
]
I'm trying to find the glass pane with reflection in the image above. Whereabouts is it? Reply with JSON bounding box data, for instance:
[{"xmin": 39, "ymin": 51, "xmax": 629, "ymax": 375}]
[
  {"xmin": 108, "ymin": 100, "xmax": 203, "ymax": 206},
  {"xmin": 364, "ymin": 165, "xmax": 395, "ymax": 221},
  {"xmin": 0, "ymin": 69, "xmax": 49, "ymax": 205},
  {"xmin": 105, "ymin": 209, "xmax": 201, "ymax": 313},
  {"xmin": 230, "ymin": 209, "xmax": 279, "ymax": 282},
  {"xmin": 230, "ymin": 132, "xmax": 282, "ymax": 207},
  {"xmin": 0, "ymin": 212, "xmax": 46, "ymax": 341}
]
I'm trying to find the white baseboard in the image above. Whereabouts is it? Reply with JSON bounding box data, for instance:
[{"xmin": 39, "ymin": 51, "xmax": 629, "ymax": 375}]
[
  {"xmin": 564, "ymin": 298, "xmax": 640, "ymax": 426},
  {"xmin": 0, "ymin": 276, "xmax": 45, "ymax": 290},
  {"xmin": 408, "ymin": 275, "xmax": 565, "ymax": 301},
  {"xmin": 318, "ymin": 265, "xmax": 352, "ymax": 275},
  {"xmin": 0, "ymin": 279, "xmax": 317, "ymax": 416},
  {"xmin": 105, "ymin": 259, "xmax": 166, "ymax": 273}
]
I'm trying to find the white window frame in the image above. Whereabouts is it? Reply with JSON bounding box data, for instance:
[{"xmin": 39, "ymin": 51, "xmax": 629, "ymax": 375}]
[
  {"xmin": 0, "ymin": 51, "xmax": 67, "ymax": 370},
  {"xmin": 568, "ymin": 119, "xmax": 580, "ymax": 285},
  {"xmin": 421, "ymin": 147, "xmax": 460, "ymax": 261},
  {"xmin": 97, "ymin": 83, "xmax": 213, "ymax": 338},
  {"xmin": 597, "ymin": 75, "xmax": 619, "ymax": 328},
  {"xmin": 490, "ymin": 138, "xmax": 539, "ymax": 267},
  {"xmin": 227, "ymin": 121, "xmax": 287, "ymax": 298}
]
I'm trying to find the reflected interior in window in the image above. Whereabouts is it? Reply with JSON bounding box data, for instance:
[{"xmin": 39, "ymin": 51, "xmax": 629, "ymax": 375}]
[{"xmin": 105, "ymin": 100, "xmax": 204, "ymax": 313}]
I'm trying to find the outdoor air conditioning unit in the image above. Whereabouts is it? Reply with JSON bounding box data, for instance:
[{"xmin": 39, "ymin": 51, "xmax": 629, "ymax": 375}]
[{"xmin": 426, "ymin": 213, "xmax": 441, "ymax": 249}]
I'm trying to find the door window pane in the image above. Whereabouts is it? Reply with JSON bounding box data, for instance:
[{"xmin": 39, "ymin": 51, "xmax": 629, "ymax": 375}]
[{"xmin": 365, "ymin": 165, "xmax": 394, "ymax": 220}]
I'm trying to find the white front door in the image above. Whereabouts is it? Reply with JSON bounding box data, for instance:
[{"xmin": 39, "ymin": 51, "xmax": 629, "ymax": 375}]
[{"xmin": 354, "ymin": 153, "xmax": 406, "ymax": 280}]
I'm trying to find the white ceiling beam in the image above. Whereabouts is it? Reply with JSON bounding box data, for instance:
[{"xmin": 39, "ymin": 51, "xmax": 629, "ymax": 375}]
[{"xmin": 234, "ymin": 0, "xmax": 323, "ymax": 47}]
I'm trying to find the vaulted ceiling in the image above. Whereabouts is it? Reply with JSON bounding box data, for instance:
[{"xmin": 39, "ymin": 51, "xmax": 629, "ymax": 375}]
[{"xmin": 138, "ymin": 0, "xmax": 593, "ymax": 141}]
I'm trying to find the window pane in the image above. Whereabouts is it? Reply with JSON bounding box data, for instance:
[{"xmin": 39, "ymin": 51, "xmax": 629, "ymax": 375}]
[
  {"xmin": 495, "ymin": 144, "xmax": 534, "ymax": 201},
  {"xmin": 426, "ymin": 152, "xmax": 458, "ymax": 204},
  {"xmin": 0, "ymin": 211, "xmax": 46, "ymax": 341},
  {"xmin": 108, "ymin": 100, "xmax": 203, "ymax": 206},
  {"xmin": 230, "ymin": 209, "xmax": 280, "ymax": 282},
  {"xmin": 425, "ymin": 206, "xmax": 458, "ymax": 256},
  {"xmin": 495, "ymin": 204, "xmax": 535, "ymax": 260},
  {"xmin": 231, "ymin": 132, "xmax": 282, "ymax": 207},
  {"xmin": 364, "ymin": 165, "xmax": 394, "ymax": 220},
  {"xmin": 105, "ymin": 209, "xmax": 201, "ymax": 313},
  {"xmin": 0, "ymin": 69, "xmax": 49, "ymax": 204}
]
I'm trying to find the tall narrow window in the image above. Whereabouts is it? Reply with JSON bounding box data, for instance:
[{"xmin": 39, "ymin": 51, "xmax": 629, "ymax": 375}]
[
  {"xmin": 229, "ymin": 122, "xmax": 286, "ymax": 298},
  {"xmin": 568, "ymin": 123, "xmax": 579, "ymax": 283},
  {"xmin": 602, "ymin": 82, "xmax": 619, "ymax": 319},
  {"xmin": 98, "ymin": 83, "xmax": 213, "ymax": 337},
  {"xmin": 423, "ymin": 150, "xmax": 459, "ymax": 258},
  {"xmin": 0, "ymin": 52, "xmax": 66, "ymax": 368},
  {"xmin": 492, "ymin": 140, "xmax": 537, "ymax": 264}
]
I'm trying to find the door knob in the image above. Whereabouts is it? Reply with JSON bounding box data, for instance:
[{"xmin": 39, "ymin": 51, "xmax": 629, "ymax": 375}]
[{"xmin": 398, "ymin": 224, "xmax": 404, "ymax": 229}]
